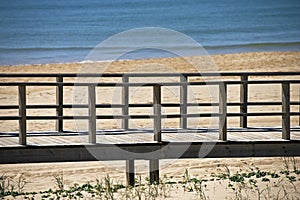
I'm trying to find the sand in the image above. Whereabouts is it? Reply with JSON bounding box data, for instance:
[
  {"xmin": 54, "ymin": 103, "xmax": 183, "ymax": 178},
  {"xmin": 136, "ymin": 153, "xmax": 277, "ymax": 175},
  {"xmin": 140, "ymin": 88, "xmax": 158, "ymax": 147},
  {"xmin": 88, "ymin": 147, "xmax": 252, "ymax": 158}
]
[
  {"xmin": 0, "ymin": 51, "xmax": 299, "ymax": 73},
  {"xmin": 0, "ymin": 51, "xmax": 300, "ymax": 199}
]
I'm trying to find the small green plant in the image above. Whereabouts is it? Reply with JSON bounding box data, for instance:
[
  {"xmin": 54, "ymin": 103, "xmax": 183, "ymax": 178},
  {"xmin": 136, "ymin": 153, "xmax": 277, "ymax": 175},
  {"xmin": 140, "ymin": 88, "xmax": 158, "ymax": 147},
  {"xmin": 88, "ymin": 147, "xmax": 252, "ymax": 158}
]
[
  {"xmin": 102, "ymin": 174, "xmax": 123, "ymax": 200},
  {"xmin": 181, "ymin": 169, "xmax": 209, "ymax": 199},
  {"xmin": 182, "ymin": 169, "xmax": 193, "ymax": 192},
  {"xmin": 229, "ymin": 173, "xmax": 244, "ymax": 183},
  {"xmin": 191, "ymin": 177, "xmax": 208, "ymax": 200},
  {"xmin": 53, "ymin": 172, "xmax": 64, "ymax": 191},
  {"xmin": 134, "ymin": 175, "xmax": 145, "ymax": 200},
  {"xmin": 280, "ymin": 170, "xmax": 289, "ymax": 175},
  {"xmin": 286, "ymin": 175, "xmax": 296, "ymax": 182},
  {"xmin": 16, "ymin": 174, "xmax": 27, "ymax": 194},
  {"xmin": 261, "ymin": 177, "xmax": 270, "ymax": 182},
  {"xmin": 249, "ymin": 178, "xmax": 257, "ymax": 188},
  {"xmin": 0, "ymin": 174, "xmax": 8, "ymax": 197},
  {"xmin": 95, "ymin": 177, "xmax": 104, "ymax": 197},
  {"xmin": 255, "ymin": 170, "xmax": 267, "ymax": 178},
  {"xmin": 224, "ymin": 165, "xmax": 231, "ymax": 177},
  {"xmin": 246, "ymin": 171, "xmax": 256, "ymax": 178},
  {"xmin": 282, "ymin": 157, "xmax": 290, "ymax": 171},
  {"xmin": 0, "ymin": 173, "xmax": 27, "ymax": 198},
  {"xmin": 270, "ymin": 172, "xmax": 280, "ymax": 178}
]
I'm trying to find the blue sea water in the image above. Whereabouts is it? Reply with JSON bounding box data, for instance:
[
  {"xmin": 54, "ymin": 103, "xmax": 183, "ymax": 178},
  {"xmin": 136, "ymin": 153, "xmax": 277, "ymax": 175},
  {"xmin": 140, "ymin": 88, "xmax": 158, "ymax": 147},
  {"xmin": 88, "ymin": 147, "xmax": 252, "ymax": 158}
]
[{"xmin": 0, "ymin": 0, "xmax": 300, "ymax": 66}]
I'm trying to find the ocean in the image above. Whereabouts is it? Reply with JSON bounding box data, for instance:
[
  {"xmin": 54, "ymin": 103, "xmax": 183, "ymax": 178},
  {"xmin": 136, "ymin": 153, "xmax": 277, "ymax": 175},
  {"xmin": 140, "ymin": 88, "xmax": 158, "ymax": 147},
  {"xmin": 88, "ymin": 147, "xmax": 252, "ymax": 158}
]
[{"xmin": 0, "ymin": 0, "xmax": 300, "ymax": 66}]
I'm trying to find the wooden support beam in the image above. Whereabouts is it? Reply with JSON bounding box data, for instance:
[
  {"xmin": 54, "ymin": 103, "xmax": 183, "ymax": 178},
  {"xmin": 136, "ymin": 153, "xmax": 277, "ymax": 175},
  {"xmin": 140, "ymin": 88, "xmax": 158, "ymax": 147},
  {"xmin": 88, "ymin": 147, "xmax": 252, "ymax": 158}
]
[
  {"xmin": 2, "ymin": 141, "xmax": 300, "ymax": 164},
  {"xmin": 153, "ymin": 85, "xmax": 162, "ymax": 142},
  {"xmin": 149, "ymin": 159, "xmax": 159, "ymax": 184},
  {"xmin": 126, "ymin": 160, "xmax": 135, "ymax": 186},
  {"xmin": 240, "ymin": 75, "xmax": 248, "ymax": 128},
  {"xmin": 56, "ymin": 76, "xmax": 64, "ymax": 132},
  {"xmin": 219, "ymin": 83, "xmax": 227, "ymax": 141},
  {"xmin": 88, "ymin": 85, "xmax": 96, "ymax": 144},
  {"xmin": 18, "ymin": 85, "xmax": 26, "ymax": 145},
  {"xmin": 180, "ymin": 75, "xmax": 188, "ymax": 129},
  {"xmin": 122, "ymin": 76, "xmax": 129, "ymax": 130},
  {"xmin": 282, "ymin": 82, "xmax": 290, "ymax": 140}
]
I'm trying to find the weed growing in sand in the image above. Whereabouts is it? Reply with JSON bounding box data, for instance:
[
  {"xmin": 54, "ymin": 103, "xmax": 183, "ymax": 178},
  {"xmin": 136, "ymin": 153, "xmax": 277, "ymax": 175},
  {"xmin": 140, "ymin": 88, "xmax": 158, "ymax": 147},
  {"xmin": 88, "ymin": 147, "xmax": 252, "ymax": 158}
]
[
  {"xmin": 181, "ymin": 169, "xmax": 209, "ymax": 199},
  {"xmin": 0, "ymin": 173, "xmax": 27, "ymax": 198},
  {"xmin": 103, "ymin": 175, "xmax": 116, "ymax": 199},
  {"xmin": 53, "ymin": 172, "xmax": 64, "ymax": 191},
  {"xmin": 118, "ymin": 174, "xmax": 173, "ymax": 200}
]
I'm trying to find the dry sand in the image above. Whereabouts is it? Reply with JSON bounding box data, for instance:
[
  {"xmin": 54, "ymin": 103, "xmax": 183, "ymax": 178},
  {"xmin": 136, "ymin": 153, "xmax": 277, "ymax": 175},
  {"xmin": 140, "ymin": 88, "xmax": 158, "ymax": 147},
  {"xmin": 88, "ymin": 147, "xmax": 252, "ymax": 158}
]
[
  {"xmin": 0, "ymin": 51, "xmax": 300, "ymax": 199},
  {"xmin": 0, "ymin": 51, "xmax": 299, "ymax": 73}
]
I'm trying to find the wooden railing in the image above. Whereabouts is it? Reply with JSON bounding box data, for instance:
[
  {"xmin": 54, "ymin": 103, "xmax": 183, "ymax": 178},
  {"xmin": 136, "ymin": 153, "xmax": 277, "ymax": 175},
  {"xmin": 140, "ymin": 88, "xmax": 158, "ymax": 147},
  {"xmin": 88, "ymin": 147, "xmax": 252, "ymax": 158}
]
[{"xmin": 0, "ymin": 72, "xmax": 300, "ymax": 145}]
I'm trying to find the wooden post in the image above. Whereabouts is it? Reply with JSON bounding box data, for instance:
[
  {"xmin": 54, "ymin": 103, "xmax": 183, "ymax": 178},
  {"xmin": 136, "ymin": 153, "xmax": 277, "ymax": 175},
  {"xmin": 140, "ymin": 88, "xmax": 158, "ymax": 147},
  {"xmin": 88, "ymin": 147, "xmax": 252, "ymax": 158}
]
[
  {"xmin": 180, "ymin": 75, "xmax": 188, "ymax": 129},
  {"xmin": 122, "ymin": 76, "xmax": 129, "ymax": 130},
  {"xmin": 149, "ymin": 159, "xmax": 159, "ymax": 184},
  {"xmin": 152, "ymin": 85, "xmax": 161, "ymax": 184},
  {"xmin": 282, "ymin": 82, "xmax": 290, "ymax": 140},
  {"xmin": 88, "ymin": 85, "xmax": 96, "ymax": 144},
  {"xmin": 124, "ymin": 77, "xmax": 132, "ymax": 186},
  {"xmin": 153, "ymin": 84, "xmax": 162, "ymax": 142},
  {"xmin": 240, "ymin": 75, "xmax": 248, "ymax": 128},
  {"xmin": 219, "ymin": 83, "xmax": 227, "ymax": 141},
  {"xmin": 18, "ymin": 85, "xmax": 26, "ymax": 145},
  {"xmin": 126, "ymin": 160, "xmax": 135, "ymax": 186},
  {"xmin": 56, "ymin": 76, "xmax": 63, "ymax": 132}
]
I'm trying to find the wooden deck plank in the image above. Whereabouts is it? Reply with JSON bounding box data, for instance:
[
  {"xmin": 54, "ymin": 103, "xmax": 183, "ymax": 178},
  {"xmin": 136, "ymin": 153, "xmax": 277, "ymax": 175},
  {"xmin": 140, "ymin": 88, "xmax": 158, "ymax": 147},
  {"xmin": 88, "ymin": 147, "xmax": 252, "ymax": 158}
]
[
  {"xmin": 1, "ymin": 127, "xmax": 300, "ymax": 164},
  {"xmin": 1, "ymin": 127, "xmax": 300, "ymax": 147}
]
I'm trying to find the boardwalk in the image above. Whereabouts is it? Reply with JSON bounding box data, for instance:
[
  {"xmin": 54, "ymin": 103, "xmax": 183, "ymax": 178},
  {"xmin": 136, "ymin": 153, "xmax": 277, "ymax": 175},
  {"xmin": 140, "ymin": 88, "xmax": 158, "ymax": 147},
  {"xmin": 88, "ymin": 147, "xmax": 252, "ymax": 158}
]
[{"xmin": 1, "ymin": 72, "xmax": 300, "ymax": 184}]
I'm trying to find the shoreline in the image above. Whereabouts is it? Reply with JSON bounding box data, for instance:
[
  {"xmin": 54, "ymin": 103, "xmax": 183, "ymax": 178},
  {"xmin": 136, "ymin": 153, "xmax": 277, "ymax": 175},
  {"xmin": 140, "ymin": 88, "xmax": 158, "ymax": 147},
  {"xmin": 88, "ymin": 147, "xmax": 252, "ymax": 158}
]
[
  {"xmin": 0, "ymin": 50, "xmax": 299, "ymax": 68},
  {"xmin": 1, "ymin": 40, "xmax": 299, "ymax": 67},
  {"xmin": 0, "ymin": 51, "xmax": 300, "ymax": 73}
]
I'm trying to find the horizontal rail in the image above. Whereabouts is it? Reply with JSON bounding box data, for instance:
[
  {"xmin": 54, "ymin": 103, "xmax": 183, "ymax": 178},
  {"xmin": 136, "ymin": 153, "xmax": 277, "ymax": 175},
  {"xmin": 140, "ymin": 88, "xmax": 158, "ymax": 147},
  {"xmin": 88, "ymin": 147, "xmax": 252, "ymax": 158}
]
[
  {"xmin": 2, "ymin": 112, "xmax": 300, "ymax": 121},
  {"xmin": 1, "ymin": 101, "xmax": 300, "ymax": 110},
  {"xmin": 1, "ymin": 71, "xmax": 300, "ymax": 78},
  {"xmin": 1, "ymin": 80, "xmax": 300, "ymax": 87}
]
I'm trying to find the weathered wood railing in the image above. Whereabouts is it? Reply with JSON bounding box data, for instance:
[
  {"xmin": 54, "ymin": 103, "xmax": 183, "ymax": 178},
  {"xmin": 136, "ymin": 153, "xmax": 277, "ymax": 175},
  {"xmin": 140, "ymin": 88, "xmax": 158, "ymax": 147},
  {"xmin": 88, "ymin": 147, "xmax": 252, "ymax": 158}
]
[
  {"xmin": 1, "ymin": 72, "xmax": 300, "ymax": 144},
  {"xmin": 1, "ymin": 72, "xmax": 300, "ymax": 185}
]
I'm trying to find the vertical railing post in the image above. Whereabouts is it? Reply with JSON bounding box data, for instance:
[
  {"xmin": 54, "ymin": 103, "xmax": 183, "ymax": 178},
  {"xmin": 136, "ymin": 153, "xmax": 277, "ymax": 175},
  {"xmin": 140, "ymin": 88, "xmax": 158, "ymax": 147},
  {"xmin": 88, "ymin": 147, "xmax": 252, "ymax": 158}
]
[
  {"xmin": 88, "ymin": 85, "xmax": 96, "ymax": 144},
  {"xmin": 282, "ymin": 82, "xmax": 290, "ymax": 140},
  {"xmin": 299, "ymin": 87, "xmax": 300, "ymax": 126},
  {"xmin": 153, "ymin": 84, "xmax": 162, "ymax": 142},
  {"xmin": 126, "ymin": 160, "xmax": 135, "ymax": 186},
  {"xmin": 123, "ymin": 76, "xmax": 134, "ymax": 186},
  {"xmin": 219, "ymin": 83, "xmax": 227, "ymax": 141},
  {"xmin": 180, "ymin": 75, "xmax": 188, "ymax": 129},
  {"xmin": 240, "ymin": 75, "xmax": 248, "ymax": 128},
  {"xmin": 56, "ymin": 76, "xmax": 64, "ymax": 132},
  {"xmin": 149, "ymin": 159, "xmax": 159, "ymax": 184},
  {"xmin": 151, "ymin": 84, "xmax": 161, "ymax": 184},
  {"xmin": 122, "ymin": 76, "xmax": 129, "ymax": 130},
  {"xmin": 18, "ymin": 85, "xmax": 26, "ymax": 145}
]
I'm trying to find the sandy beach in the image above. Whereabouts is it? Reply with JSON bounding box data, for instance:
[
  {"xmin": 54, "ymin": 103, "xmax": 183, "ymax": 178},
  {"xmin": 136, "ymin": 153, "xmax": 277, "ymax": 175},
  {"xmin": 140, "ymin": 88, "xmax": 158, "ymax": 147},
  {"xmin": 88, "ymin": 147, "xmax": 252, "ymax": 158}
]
[
  {"xmin": 0, "ymin": 51, "xmax": 300, "ymax": 73},
  {"xmin": 0, "ymin": 51, "xmax": 300, "ymax": 199}
]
